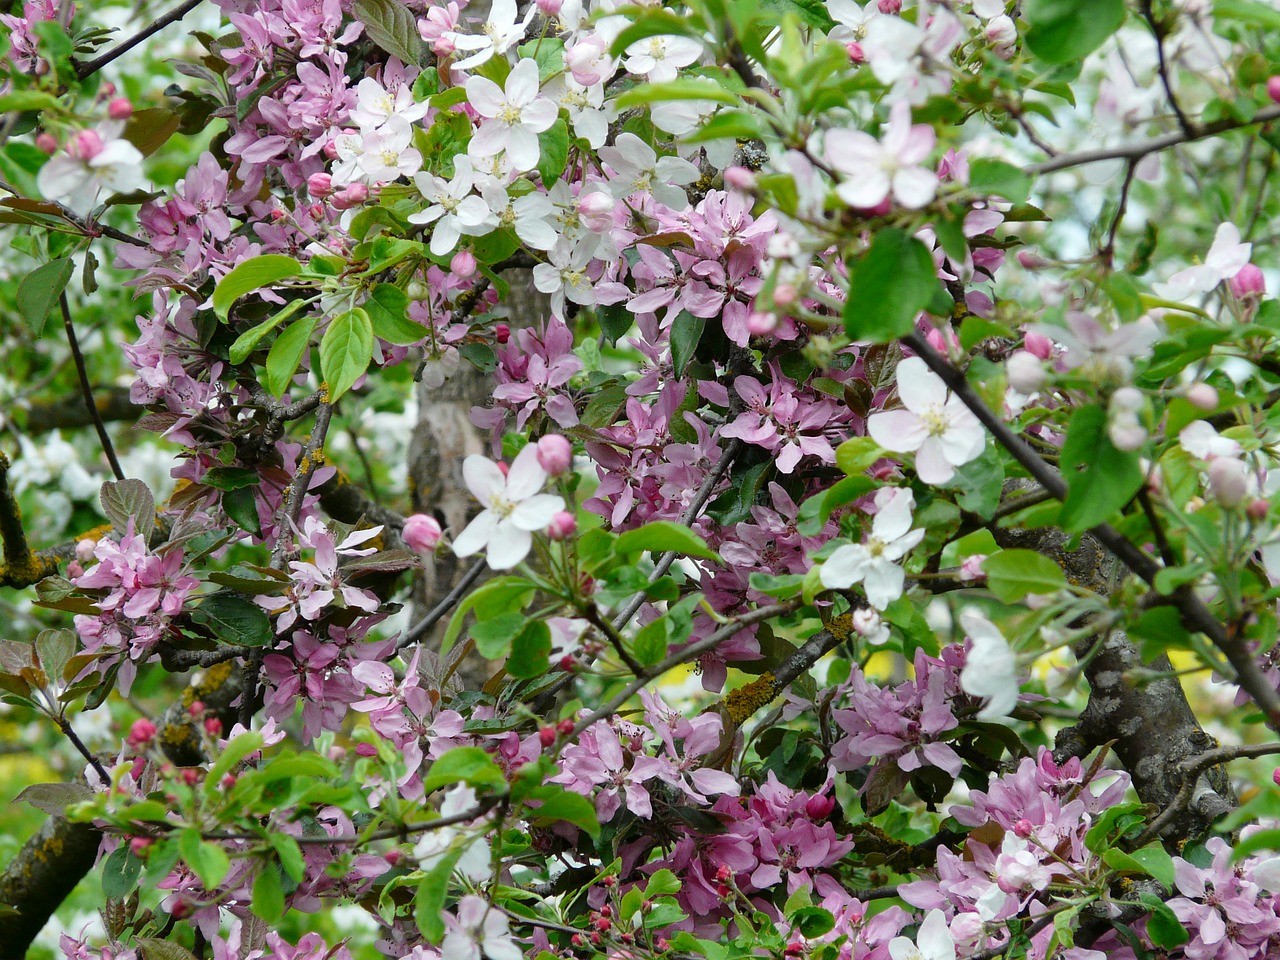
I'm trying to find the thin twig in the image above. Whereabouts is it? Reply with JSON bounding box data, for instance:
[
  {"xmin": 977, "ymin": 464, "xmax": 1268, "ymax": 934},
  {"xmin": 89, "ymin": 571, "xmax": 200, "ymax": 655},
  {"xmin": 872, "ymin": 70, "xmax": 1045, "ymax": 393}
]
[
  {"xmin": 1140, "ymin": 0, "xmax": 1195, "ymax": 139},
  {"xmin": 397, "ymin": 557, "xmax": 488, "ymax": 650},
  {"xmin": 611, "ymin": 438, "xmax": 742, "ymax": 632},
  {"xmin": 1135, "ymin": 741, "xmax": 1280, "ymax": 845},
  {"xmin": 60, "ymin": 293, "xmax": 125, "ymax": 482},
  {"xmin": 58, "ymin": 716, "xmax": 111, "ymax": 785},
  {"xmin": 72, "ymin": 0, "xmax": 205, "ymax": 80},
  {"xmin": 1028, "ymin": 104, "xmax": 1280, "ymax": 175}
]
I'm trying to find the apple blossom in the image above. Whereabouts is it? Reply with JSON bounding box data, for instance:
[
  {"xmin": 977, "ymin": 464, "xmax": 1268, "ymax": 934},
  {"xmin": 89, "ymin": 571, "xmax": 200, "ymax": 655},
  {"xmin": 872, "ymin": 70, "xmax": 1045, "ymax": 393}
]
[
  {"xmin": 453, "ymin": 445, "xmax": 566, "ymax": 569},
  {"xmin": 826, "ymin": 101, "xmax": 938, "ymax": 210},
  {"xmin": 465, "ymin": 58, "xmax": 559, "ymax": 172}
]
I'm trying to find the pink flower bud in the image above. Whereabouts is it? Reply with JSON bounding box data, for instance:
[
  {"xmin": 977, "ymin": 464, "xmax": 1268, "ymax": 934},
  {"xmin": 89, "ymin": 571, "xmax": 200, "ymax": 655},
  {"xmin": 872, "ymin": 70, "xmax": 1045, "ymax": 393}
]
[
  {"xmin": 877, "ymin": 0, "xmax": 901, "ymax": 11},
  {"xmin": 1273, "ymin": 767, "xmax": 1280, "ymax": 786},
  {"xmin": 221, "ymin": 773, "xmax": 236, "ymax": 789},
  {"xmin": 1023, "ymin": 330, "xmax": 1053, "ymax": 360},
  {"xmin": 494, "ymin": 322, "xmax": 511, "ymax": 343},
  {"xmin": 746, "ymin": 311, "xmax": 779, "ymax": 337},
  {"xmin": 307, "ymin": 172, "xmax": 333, "ymax": 197},
  {"xmin": 1268, "ymin": 76, "xmax": 1280, "ymax": 105},
  {"xmin": 723, "ymin": 166, "xmax": 756, "ymax": 192},
  {"xmin": 101, "ymin": 83, "xmax": 116, "ymax": 97},
  {"xmin": 1013, "ymin": 818, "xmax": 1034, "ymax": 838},
  {"xmin": 66, "ymin": 560, "xmax": 83, "ymax": 578},
  {"xmin": 1208, "ymin": 457, "xmax": 1249, "ymax": 508},
  {"xmin": 566, "ymin": 36, "xmax": 610, "ymax": 86},
  {"xmin": 985, "ymin": 15, "xmax": 1016, "ymax": 48},
  {"xmin": 450, "ymin": 249, "xmax": 477, "ymax": 279},
  {"xmin": 107, "ymin": 97, "xmax": 133, "ymax": 120},
  {"xmin": 846, "ymin": 41, "xmax": 866, "ymax": 63},
  {"xmin": 1184, "ymin": 383, "xmax": 1218, "ymax": 411},
  {"xmin": 188, "ymin": 701, "xmax": 204, "ymax": 717},
  {"xmin": 804, "ymin": 793, "xmax": 834, "ymax": 819},
  {"xmin": 323, "ymin": 139, "xmax": 340, "ymax": 160},
  {"xmin": 539, "ymin": 726, "xmax": 556, "ymax": 747},
  {"xmin": 547, "ymin": 511, "xmax": 577, "ymax": 540},
  {"xmin": 772, "ymin": 283, "xmax": 798, "ymax": 308},
  {"xmin": 127, "ymin": 719, "xmax": 157, "ymax": 747},
  {"xmin": 355, "ymin": 742, "xmax": 378, "ymax": 757},
  {"xmin": 433, "ymin": 36, "xmax": 456, "ymax": 56},
  {"xmin": 73, "ymin": 130, "xmax": 104, "ymax": 161},
  {"xmin": 1017, "ymin": 250, "xmax": 1047, "ymax": 271},
  {"xmin": 1006, "ymin": 350, "xmax": 1045, "ymax": 394},
  {"xmin": 858, "ymin": 197, "xmax": 892, "ymax": 217},
  {"xmin": 332, "ymin": 183, "xmax": 369, "ymax": 209},
  {"xmin": 204, "ymin": 717, "xmax": 222, "ymax": 736},
  {"xmin": 1230, "ymin": 263, "xmax": 1266, "ymax": 299},
  {"xmin": 182, "ymin": 768, "xmax": 200, "ymax": 786},
  {"xmin": 1248, "ymin": 498, "xmax": 1270, "ymax": 522},
  {"xmin": 959, "ymin": 554, "xmax": 988, "ymax": 582},
  {"xmin": 403, "ymin": 513, "xmax": 443, "ymax": 553},
  {"xmin": 537, "ymin": 0, "xmax": 563, "ymax": 13},
  {"xmin": 537, "ymin": 434, "xmax": 573, "ymax": 475},
  {"xmin": 130, "ymin": 836, "xmax": 153, "ymax": 857},
  {"xmin": 384, "ymin": 848, "xmax": 403, "ymax": 865},
  {"xmin": 577, "ymin": 190, "xmax": 615, "ymax": 231},
  {"xmin": 35, "ymin": 132, "xmax": 58, "ymax": 154}
]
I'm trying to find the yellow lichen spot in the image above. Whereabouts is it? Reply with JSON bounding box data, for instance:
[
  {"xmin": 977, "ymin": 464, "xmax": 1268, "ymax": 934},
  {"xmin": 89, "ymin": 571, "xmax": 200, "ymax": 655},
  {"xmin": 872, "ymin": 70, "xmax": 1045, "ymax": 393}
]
[
  {"xmin": 826, "ymin": 612, "xmax": 856, "ymax": 644},
  {"xmin": 723, "ymin": 672, "xmax": 777, "ymax": 725}
]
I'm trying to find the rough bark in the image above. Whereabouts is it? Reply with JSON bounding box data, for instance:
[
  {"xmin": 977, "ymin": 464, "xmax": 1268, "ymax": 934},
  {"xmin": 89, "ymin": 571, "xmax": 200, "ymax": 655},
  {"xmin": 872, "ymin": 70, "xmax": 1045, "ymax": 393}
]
[{"xmin": 0, "ymin": 815, "xmax": 103, "ymax": 958}]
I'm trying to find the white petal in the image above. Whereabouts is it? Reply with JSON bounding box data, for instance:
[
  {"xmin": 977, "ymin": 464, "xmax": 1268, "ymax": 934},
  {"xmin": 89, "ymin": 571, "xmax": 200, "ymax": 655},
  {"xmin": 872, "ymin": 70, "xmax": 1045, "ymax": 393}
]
[
  {"xmin": 505, "ymin": 444, "xmax": 547, "ymax": 501},
  {"xmin": 486, "ymin": 523, "xmax": 533, "ymax": 569},
  {"xmin": 895, "ymin": 357, "xmax": 947, "ymax": 411},
  {"xmin": 463, "ymin": 454, "xmax": 507, "ymax": 502},
  {"xmin": 452, "ymin": 510, "xmax": 499, "ymax": 558}
]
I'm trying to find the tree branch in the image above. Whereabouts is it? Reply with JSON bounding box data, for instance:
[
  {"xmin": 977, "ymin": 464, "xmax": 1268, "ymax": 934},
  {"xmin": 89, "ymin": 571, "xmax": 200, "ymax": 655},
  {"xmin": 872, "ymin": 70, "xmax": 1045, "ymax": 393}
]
[
  {"xmin": 60, "ymin": 292, "xmax": 126, "ymax": 482},
  {"xmin": 72, "ymin": 0, "xmax": 205, "ymax": 80},
  {"xmin": 1028, "ymin": 104, "xmax": 1280, "ymax": 176}
]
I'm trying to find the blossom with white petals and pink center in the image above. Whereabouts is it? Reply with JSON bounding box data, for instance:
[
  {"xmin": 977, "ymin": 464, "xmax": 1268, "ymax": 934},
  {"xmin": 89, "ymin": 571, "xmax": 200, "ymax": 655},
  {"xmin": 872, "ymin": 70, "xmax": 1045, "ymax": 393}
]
[{"xmin": 820, "ymin": 487, "xmax": 924, "ymax": 610}]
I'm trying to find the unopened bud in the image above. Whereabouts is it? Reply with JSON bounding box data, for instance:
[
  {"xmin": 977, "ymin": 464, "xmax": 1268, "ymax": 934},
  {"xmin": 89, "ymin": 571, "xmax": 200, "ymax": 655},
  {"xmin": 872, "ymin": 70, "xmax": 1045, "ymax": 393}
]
[
  {"xmin": 128, "ymin": 718, "xmax": 157, "ymax": 747},
  {"xmin": 1184, "ymin": 383, "xmax": 1218, "ymax": 411},
  {"xmin": 433, "ymin": 36, "xmax": 456, "ymax": 56},
  {"xmin": 35, "ymin": 132, "xmax": 58, "ymax": 154},
  {"xmin": 355, "ymin": 742, "xmax": 378, "ymax": 757},
  {"xmin": 536, "ymin": 434, "xmax": 573, "ymax": 476},
  {"xmin": 1013, "ymin": 818, "xmax": 1033, "ymax": 838},
  {"xmin": 539, "ymin": 726, "xmax": 556, "ymax": 747},
  {"xmin": 450, "ymin": 249, "xmax": 477, "ymax": 279},
  {"xmin": 407, "ymin": 280, "xmax": 430, "ymax": 301},
  {"xmin": 1005, "ymin": 350, "xmax": 1045, "ymax": 394},
  {"xmin": 557, "ymin": 719, "xmax": 575, "ymax": 735},
  {"xmin": 1230, "ymin": 263, "xmax": 1266, "ymax": 300},
  {"xmin": 129, "ymin": 836, "xmax": 153, "ymax": 857},
  {"xmin": 536, "ymin": 0, "xmax": 563, "ymax": 13},
  {"xmin": 204, "ymin": 717, "xmax": 222, "ymax": 736},
  {"xmin": 723, "ymin": 166, "xmax": 756, "ymax": 192},
  {"xmin": 804, "ymin": 793, "xmax": 835, "ymax": 819},
  {"xmin": 107, "ymin": 97, "xmax": 133, "ymax": 120},
  {"xmin": 877, "ymin": 0, "xmax": 901, "ymax": 11},
  {"xmin": 772, "ymin": 283, "xmax": 798, "ymax": 308},
  {"xmin": 182, "ymin": 768, "xmax": 199, "ymax": 786},
  {"xmin": 1208, "ymin": 457, "xmax": 1249, "ymax": 508},
  {"xmin": 384, "ymin": 848, "xmax": 403, "ymax": 866},
  {"xmin": 1023, "ymin": 330, "xmax": 1053, "ymax": 360},
  {"xmin": 746, "ymin": 311, "xmax": 779, "ymax": 337},
  {"xmin": 493, "ymin": 322, "xmax": 511, "ymax": 343},
  {"xmin": 1248, "ymin": 498, "xmax": 1270, "ymax": 522},
  {"xmin": 577, "ymin": 190, "xmax": 615, "ymax": 231},
  {"xmin": 548, "ymin": 511, "xmax": 577, "ymax": 540},
  {"xmin": 73, "ymin": 130, "xmax": 104, "ymax": 161},
  {"xmin": 1268, "ymin": 76, "xmax": 1280, "ymax": 105},
  {"xmin": 307, "ymin": 172, "xmax": 333, "ymax": 197},
  {"xmin": 402, "ymin": 513, "xmax": 443, "ymax": 553},
  {"xmin": 188, "ymin": 701, "xmax": 205, "ymax": 717}
]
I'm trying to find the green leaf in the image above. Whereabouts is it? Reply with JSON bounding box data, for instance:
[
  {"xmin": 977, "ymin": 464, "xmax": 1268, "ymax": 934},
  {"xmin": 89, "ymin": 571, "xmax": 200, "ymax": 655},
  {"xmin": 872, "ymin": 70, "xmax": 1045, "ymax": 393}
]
[
  {"xmin": 251, "ymin": 863, "xmax": 286, "ymax": 922},
  {"xmin": 609, "ymin": 11, "xmax": 704, "ymax": 58},
  {"xmin": 459, "ymin": 341, "xmax": 497, "ymax": 373},
  {"xmin": 102, "ymin": 844, "xmax": 144, "ymax": 899},
  {"xmin": 844, "ymin": 229, "xmax": 942, "ymax": 343},
  {"xmin": 264, "ymin": 314, "xmax": 318, "ymax": 396},
  {"xmin": 268, "ymin": 833, "xmax": 306, "ymax": 883},
  {"xmin": 223, "ymin": 486, "xmax": 263, "ymax": 536},
  {"xmin": 212, "ymin": 255, "xmax": 301, "ymax": 321},
  {"xmin": 645, "ymin": 868, "xmax": 682, "ymax": 897},
  {"xmin": 190, "ymin": 593, "xmax": 274, "ymax": 647},
  {"xmin": 1024, "ymin": 0, "xmax": 1126, "ymax": 64},
  {"xmin": 680, "ymin": 109, "xmax": 764, "ymax": 144},
  {"xmin": 670, "ymin": 310, "xmax": 705, "ymax": 377},
  {"xmin": 441, "ymin": 576, "xmax": 538, "ymax": 657},
  {"xmin": 1058, "ymin": 405, "xmax": 1144, "ymax": 533},
  {"xmin": 1140, "ymin": 892, "xmax": 1190, "ymax": 949},
  {"xmin": 421, "ymin": 746, "xmax": 506, "ymax": 795},
  {"xmin": 35, "ymin": 628, "xmax": 75, "ymax": 682},
  {"xmin": 366, "ymin": 284, "xmax": 427, "ymax": 344},
  {"xmin": 179, "ymin": 828, "xmax": 231, "ymax": 888},
  {"xmin": 206, "ymin": 731, "xmax": 265, "ymax": 789},
  {"xmin": 1214, "ymin": 0, "xmax": 1280, "ymax": 29},
  {"xmin": 983, "ymin": 549, "xmax": 1067, "ymax": 602},
  {"xmin": 228, "ymin": 299, "xmax": 310, "ymax": 364},
  {"xmin": 969, "ymin": 158, "xmax": 1033, "ymax": 204},
  {"xmin": 597, "ymin": 302, "xmax": 633, "ymax": 344},
  {"xmin": 632, "ymin": 617, "xmax": 670, "ymax": 667},
  {"xmin": 537, "ymin": 119, "xmax": 570, "ymax": 187},
  {"xmin": 1104, "ymin": 841, "xmax": 1176, "ymax": 889},
  {"xmin": 471, "ymin": 612, "xmax": 527, "ymax": 660},
  {"xmin": 508, "ymin": 620, "xmax": 552, "ymax": 678},
  {"xmin": 415, "ymin": 847, "xmax": 463, "ymax": 942},
  {"xmin": 615, "ymin": 78, "xmax": 741, "ymax": 109},
  {"xmin": 790, "ymin": 907, "xmax": 836, "ymax": 939},
  {"xmin": 319, "ymin": 308, "xmax": 374, "ymax": 402},
  {"xmin": 100, "ymin": 478, "xmax": 155, "ymax": 543},
  {"xmin": 524, "ymin": 786, "xmax": 600, "ymax": 838},
  {"xmin": 615, "ymin": 521, "xmax": 720, "ymax": 562},
  {"xmin": 352, "ymin": 0, "xmax": 424, "ymax": 65},
  {"xmin": 0, "ymin": 90, "xmax": 64, "ymax": 113},
  {"xmin": 835, "ymin": 437, "xmax": 883, "ymax": 476},
  {"xmin": 17, "ymin": 258, "xmax": 75, "ymax": 336}
]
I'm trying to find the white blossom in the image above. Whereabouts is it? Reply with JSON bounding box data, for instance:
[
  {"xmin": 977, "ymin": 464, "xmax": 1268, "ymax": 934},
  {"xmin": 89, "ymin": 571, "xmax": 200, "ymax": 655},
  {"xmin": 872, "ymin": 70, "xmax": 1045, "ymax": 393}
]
[
  {"xmin": 37, "ymin": 122, "xmax": 144, "ymax": 214},
  {"xmin": 446, "ymin": 0, "xmax": 533, "ymax": 70},
  {"xmin": 888, "ymin": 908, "xmax": 956, "ymax": 960},
  {"xmin": 599, "ymin": 133, "xmax": 701, "ymax": 209},
  {"xmin": 867, "ymin": 356, "xmax": 986, "ymax": 484},
  {"xmin": 819, "ymin": 487, "xmax": 924, "ymax": 610},
  {"xmin": 442, "ymin": 895, "xmax": 522, "ymax": 960},
  {"xmin": 958, "ymin": 610, "xmax": 1019, "ymax": 721},
  {"xmin": 453, "ymin": 445, "xmax": 565, "ymax": 569},
  {"xmin": 826, "ymin": 100, "xmax": 938, "ymax": 210},
  {"xmin": 412, "ymin": 785, "xmax": 492, "ymax": 881},
  {"xmin": 409, "ymin": 157, "xmax": 493, "ymax": 257},
  {"xmin": 623, "ymin": 34, "xmax": 703, "ymax": 83},
  {"xmin": 1153, "ymin": 222, "xmax": 1252, "ymax": 302},
  {"xmin": 465, "ymin": 58, "xmax": 559, "ymax": 172}
]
